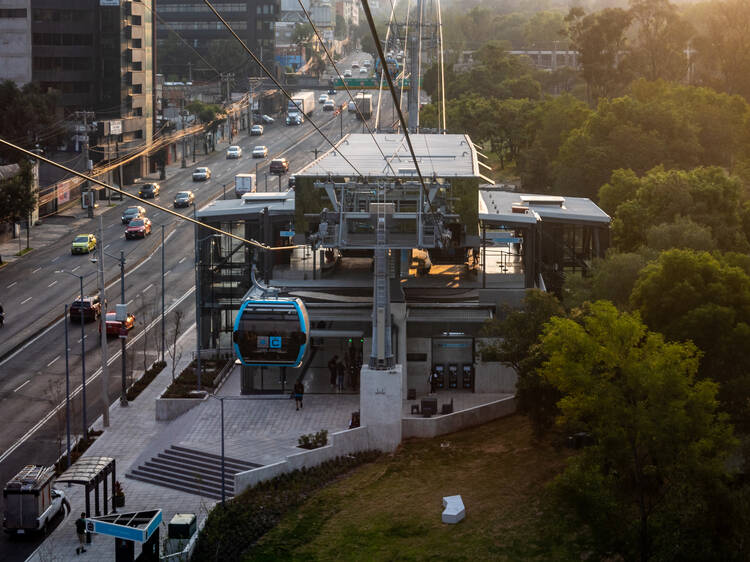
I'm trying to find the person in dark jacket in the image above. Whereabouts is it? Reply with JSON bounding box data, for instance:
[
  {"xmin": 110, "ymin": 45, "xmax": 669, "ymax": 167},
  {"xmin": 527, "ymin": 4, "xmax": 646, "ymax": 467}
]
[
  {"xmin": 328, "ymin": 355, "xmax": 338, "ymax": 388},
  {"xmin": 294, "ymin": 380, "xmax": 305, "ymax": 410},
  {"xmin": 75, "ymin": 512, "xmax": 87, "ymax": 554},
  {"xmin": 336, "ymin": 360, "xmax": 346, "ymax": 391}
]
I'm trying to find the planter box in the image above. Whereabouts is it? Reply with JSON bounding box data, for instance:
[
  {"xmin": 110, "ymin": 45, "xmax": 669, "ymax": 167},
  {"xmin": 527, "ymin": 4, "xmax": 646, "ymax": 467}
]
[
  {"xmin": 155, "ymin": 389, "xmax": 208, "ymax": 421},
  {"xmin": 114, "ymin": 495, "xmax": 125, "ymax": 508}
]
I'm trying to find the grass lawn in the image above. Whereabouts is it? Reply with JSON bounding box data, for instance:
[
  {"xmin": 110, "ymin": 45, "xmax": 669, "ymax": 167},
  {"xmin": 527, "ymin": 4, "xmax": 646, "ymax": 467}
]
[{"xmin": 247, "ymin": 415, "xmax": 577, "ymax": 561}]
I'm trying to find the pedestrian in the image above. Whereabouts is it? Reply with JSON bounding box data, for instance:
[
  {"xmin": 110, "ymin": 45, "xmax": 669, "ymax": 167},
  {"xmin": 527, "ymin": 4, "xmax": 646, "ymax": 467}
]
[
  {"xmin": 294, "ymin": 380, "xmax": 304, "ymax": 410},
  {"xmin": 336, "ymin": 360, "xmax": 345, "ymax": 392},
  {"xmin": 75, "ymin": 512, "xmax": 87, "ymax": 554},
  {"xmin": 429, "ymin": 370, "xmax": 438, "ymax": 394},
  {"xmin": 328, "ymin": 355, "xmax": 338, "ymax": 388},
  {"xmin": 0, "ymin": 303, "xmax": 4, "ymax": 328}
]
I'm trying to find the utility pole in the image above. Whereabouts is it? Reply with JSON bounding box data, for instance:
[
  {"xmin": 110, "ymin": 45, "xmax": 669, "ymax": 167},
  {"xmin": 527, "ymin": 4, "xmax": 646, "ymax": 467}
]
[
  {"xmin": 118, "ymin": 250, "xmax": 127, "ymax": 407},
  {"xmin": 64, "ymin": 304, "xmax": 71, "ymax": 470},
  {"xmin": 161, "ymin": 224, "xmax": 166, "ymax": 363},
  {"xmin": 181, "ymin": 111, "xmax": 187, "ymax": 168},
  {"xmin": 96, "ymin": 216, "xmax": 110, "ymax": 428}
]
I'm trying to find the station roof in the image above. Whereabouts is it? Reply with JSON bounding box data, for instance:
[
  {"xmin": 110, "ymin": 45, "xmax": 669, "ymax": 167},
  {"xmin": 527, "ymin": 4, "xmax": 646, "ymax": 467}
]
[
  {"xmin": 296, "ymin": 133, "xmax": 480, "ymax": 179},
  {"xmin": 478, "ymin": 187, "xmax": 610, "ymax": 226},
  {"xmin": 197, "ymin": 189, "xmax": 295, "ymax": 219}
]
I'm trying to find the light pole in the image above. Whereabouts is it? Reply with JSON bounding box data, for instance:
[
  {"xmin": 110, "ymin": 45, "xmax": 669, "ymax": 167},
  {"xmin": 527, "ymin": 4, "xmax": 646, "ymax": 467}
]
[
  {"xmin": 161, "ymin": 224, "xmax": 165, "ymax": 363},
  {"xmin": 93, "ymin": 216, "xmax": 110, "ymax": 427},
  {"xmin": 98, "ymin": 249, "xmax": 128, "ymax": 407},
  {"xmin": 208, "ymin": 394, "xmax": 226, "ymax": 507},
  {"xmin": 64, "ymin": 304, "xmax": 71, "ymax": 470},
  {"xmin": 57, "ymin": 270, "xmax": 95, "ymax": 440}
]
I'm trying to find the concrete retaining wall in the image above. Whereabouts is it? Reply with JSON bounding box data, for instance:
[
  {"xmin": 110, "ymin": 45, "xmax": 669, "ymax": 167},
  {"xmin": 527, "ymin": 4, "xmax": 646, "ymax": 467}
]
[
  {"xmin": 234, "ymin": 426, "xmax": 372, "ymax": 496},
  {"xmin": 402, "ymin": 396, "xmax": 516, "ymax": 439}
]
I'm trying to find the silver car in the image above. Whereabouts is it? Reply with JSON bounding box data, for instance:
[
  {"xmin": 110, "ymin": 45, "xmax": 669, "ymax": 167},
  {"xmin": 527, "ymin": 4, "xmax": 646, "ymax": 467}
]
[
  {"xmin": 252, "ymin": 145, "xmax": 269, "ymax": 158},
  {"xmin": 192, "ymin": 167, "xmax": 211, "ymax": 181}
]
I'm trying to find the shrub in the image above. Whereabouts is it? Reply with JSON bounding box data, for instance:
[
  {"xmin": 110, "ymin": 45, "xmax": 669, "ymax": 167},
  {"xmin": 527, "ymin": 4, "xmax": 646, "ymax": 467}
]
[
  {"xmin": 298, "ymin": 429, "xmax": 328, "ymax": 449},
  {"xmin": 125, "ymin": 360, "xmax": 166, "ymax": 401},
  {"xmin": 161, "ymin": 359, "xmax": 228, "ymax": 398}
]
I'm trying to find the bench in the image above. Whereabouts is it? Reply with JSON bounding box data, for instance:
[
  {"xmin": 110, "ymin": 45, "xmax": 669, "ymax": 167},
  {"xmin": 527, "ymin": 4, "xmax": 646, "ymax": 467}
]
[{"xmin": 442, "ymin": 495, "xmax": 465, "ymax": 524}]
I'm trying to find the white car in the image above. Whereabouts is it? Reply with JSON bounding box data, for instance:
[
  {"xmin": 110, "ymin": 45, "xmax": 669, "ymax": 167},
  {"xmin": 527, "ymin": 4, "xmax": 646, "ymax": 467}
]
[
  {"xmin": 319, "ymin": 93, "xmax": 328, "ymax": 104},
  {"xmin": 359, "ymin": 67, "xmax": 367, "ymax": 75},
  {"xmin": 364, "ymin": 60, "xmax": 371, "ymax": 68},
  {"xmin": 323, "ymin": 99, "xmax": 335, "ymax": 111},
  {"xmin": 286, "ymin": 112, "xmax": 304, "ymax": 125},
  {"xmin": 348, "ymin": 100, "xmax": 356, "ymax": 112},
  {"xmin": 344, "ymin": 69, "xmax": 352, "ymax": 77},
  {"xmin": 226, "ymin": 145, "xmax": 242, "ymax": 159},
  {"xmin": 192, "ymin": 167, "xmax": 211, "ymax": 181},
  {"xmin": 352, "ymin": 62, "xmax": 360, "ymax": 69},
  {"xmin": 251, "ymin": 124, "xmax": 264, "ymax": 136},
  {"xmin": 261, "ymin": 114, "xmax": 274, "ymax": 124},
  {"xmin": 252, "ymin": 145, "xmax": 268, "ymax": 158}
]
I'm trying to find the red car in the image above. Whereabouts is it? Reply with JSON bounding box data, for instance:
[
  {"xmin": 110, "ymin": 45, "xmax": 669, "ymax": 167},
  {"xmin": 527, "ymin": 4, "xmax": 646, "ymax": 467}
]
[
  {"xmin": 125, "ymin": 217, "xmax": 152, "ymax": 239},
  {"xmin": 99, "ymin": 312, "xmax": 136, "ymax": 336}
]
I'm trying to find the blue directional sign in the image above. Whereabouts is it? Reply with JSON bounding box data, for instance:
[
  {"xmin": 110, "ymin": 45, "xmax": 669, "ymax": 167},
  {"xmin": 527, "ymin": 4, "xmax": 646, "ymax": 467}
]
[{"xmin": 86, "ymin": 510, "xmax": 162, "ymax": 543}]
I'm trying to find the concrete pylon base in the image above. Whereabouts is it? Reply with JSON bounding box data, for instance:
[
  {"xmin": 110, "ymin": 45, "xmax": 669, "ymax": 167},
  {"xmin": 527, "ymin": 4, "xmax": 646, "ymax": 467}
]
[{"xmin": 360, "ymin": 364, "xmax": 403, "ymax": 452}]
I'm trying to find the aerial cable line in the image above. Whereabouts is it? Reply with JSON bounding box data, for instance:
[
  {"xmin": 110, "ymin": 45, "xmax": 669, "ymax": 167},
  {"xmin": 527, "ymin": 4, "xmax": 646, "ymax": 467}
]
[
  {"xmin": 436, "ymin": 0, "xmax": 447, "ymax": 132},
  {"xmin": 397, "ymin": 0, "xmax": 412, "ymax": 119},
  {"xmin": 0, "ymin": 138, "xmax": 300, "ymax": 252},
  {"xmin": 295, "ymin": 0, "xmax": 397, "ymax": 176},
  {"xmin": 201, "ymin": 0, "xmax": 363, "ymax": 177},
  {"xmin": 361, "ymin": 0, "xmax": 434, "ymax": 209}
]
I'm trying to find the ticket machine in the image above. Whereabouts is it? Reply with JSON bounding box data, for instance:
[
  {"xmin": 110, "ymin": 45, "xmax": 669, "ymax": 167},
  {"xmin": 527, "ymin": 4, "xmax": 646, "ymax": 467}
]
[
  {"xmin": 448, "ymin": 364, "xmax": 458, "ymax": 388},
  {"xmin": 432, "ymin": 364, "xmax": 445, "ymax": 389},
  {"xmin": 462, "ymin": 364, "xmax": 474, "ymax": 389}
]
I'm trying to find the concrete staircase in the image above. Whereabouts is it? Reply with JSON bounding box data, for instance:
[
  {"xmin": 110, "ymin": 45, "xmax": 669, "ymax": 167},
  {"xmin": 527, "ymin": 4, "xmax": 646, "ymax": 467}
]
[{"xmin": 126, "ymin": 445, "xmax": 260, "ymax": 500}]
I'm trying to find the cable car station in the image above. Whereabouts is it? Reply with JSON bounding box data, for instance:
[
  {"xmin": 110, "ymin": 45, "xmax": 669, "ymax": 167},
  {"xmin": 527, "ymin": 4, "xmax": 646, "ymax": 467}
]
[{"xmin": 194, "ymin": 132, "xmax": 610, "ymax": 451}]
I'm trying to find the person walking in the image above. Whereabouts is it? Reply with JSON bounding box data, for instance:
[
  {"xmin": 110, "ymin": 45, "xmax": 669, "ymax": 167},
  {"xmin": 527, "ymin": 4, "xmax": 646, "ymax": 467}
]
[
  {"xmin": 75, "ymin": 512, "xmax": 87, "ymax": 554},
  {"xmin": 294, "ymin": 380, "xmax": 305, "ymax": 410},
  {"xmin": 336, "ymin": 360, "xmax": 345, "ymax": 392},
  {"xmin": 327, "ymin": 355, "xmax": 338, "ymax": 389}
]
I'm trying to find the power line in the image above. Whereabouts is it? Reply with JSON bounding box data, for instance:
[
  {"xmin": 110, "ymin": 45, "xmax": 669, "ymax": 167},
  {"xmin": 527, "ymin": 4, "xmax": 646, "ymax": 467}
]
[
  {"xmin": 0, "ymin": 137, "xmax": 299, "ymax": 252},
  {"xmin": 295, "ymin": 0, "xmax": 396, "ymax": 176},
  {"xmin": 201, "ymin": 0, "xmax": 363, "ymax": 178}
]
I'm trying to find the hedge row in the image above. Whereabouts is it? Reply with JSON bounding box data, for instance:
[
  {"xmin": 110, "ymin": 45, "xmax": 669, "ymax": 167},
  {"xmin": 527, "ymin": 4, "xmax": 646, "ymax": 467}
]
[
  {"xmin": 161, "ymin": 359, "xmax": 227, "ymax": 398},
  {"xmin": 125, "ymin": 360, "xmax": 166, "ymax": 402},
  {"xmin": 192, "ymin": 450, "xmax": 381, "ymax": 561}
]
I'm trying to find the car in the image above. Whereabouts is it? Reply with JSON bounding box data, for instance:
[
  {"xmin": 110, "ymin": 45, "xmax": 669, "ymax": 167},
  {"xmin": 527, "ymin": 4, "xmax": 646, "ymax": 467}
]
[
  {"xmin": 125, "ymin": 217, "xmax": 152, "ymax": 239},
  {"xmin": 269, "ymin": 158, "xmax": 289, "ymax": 174},
  {"xmin": 226, "ymin": 145, "xmax": 242, "ymax": 159},
  {"xmin": 252, "ymin": 145, "xmax": 269, "ymax": 158},
  {"xmin": 286, "ymin": 113, "xmax": 304, "ymax": 125},
  {"xmin": 261, "ymin": 114, "xmax": 274, "ymax": 124},
  {"xmin": 288, "ymin": 175, "xmax": 296, "ymax": 188},
  {"xmin": 323, "ymin": 99, "xmax": 335, "ymax": 111},
  {"xmin": 327, "ymin": 88, "xmax": 337, "ymax": 95},
  {"xmin": 359, "ymin": 67, "xmax": 367, "ymax": 75},
  {"xmin": 173, "ymin": 190, "xmax": 195, "ymax": 208},
  {"xmin": 121, "ymin": 205, "xmax": 146, "ymax": 224},
  {"xmin": 71, "ymin": 233, "xmax": 96, "ymax": 254},
  {"xmin": 319, "ymin": 93, "xmax": 328, "ymax": 104},
  {"xmin": 70, "ymin": 295, "xmax": 102, "ymax": 322},
  {"xmin": 250, "ymin": 124, "xmax": 264, "ymax": 136},
  {"xmin": 348, "ymin": 100, "xmax": 357, "ymax": 112},
  {"xmin": 192, "ymin": 167, "xmax": 211, "ymax": 181},
  {"xmin": 364, "ymin": 59, "xmax": 371, "ymax": 67},
  {"xmin": 99, "ymin": 311, "xmax": 136, "ymax": 336},
  {"xmin": 344, "ymin": 69, "xmax": 352, "ymax": 77},
  {"xmin": 138, "ymin": 183, "xmax": 160, "ymax": 198},
  {"xmin": 352, "ymin": 62, "xmax": 359, "ymax": 69}
]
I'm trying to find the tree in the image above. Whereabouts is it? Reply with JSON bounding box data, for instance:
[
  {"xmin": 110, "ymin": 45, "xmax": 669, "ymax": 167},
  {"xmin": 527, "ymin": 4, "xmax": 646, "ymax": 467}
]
[
  {"xmin": 167, "ymin": 310, "xmax": 184, "ymax": 382},
  {"xmin": 541, "ymin": 301, "xmax": 737, "ymax": 561},
  {"xmin": 565, "ymin": 7, "xmax": 633, "ymax": 102},
  {"xmin": 481, "ymin": 289, "xmax": 565, "ymax": 435},
  {"xmin": 630, "ymin": 249, "xmax": 750, "ymax": 427},
  {"xmin": 0, "ymin": 160, "xmax": 36, "ymax": 248},
  {"xmin": 522, "ymin": 11, "xmax": 567, "ymax": 48},
  {"xmin": 335, "ymin": 14, "xmax": 347, "ymax": 41},
  {"xmin": 0, "ymin": 80, "xmax": 60, "ymax": 161},
  {"xmin": 627, "ymin": 0, "xmax": 694, "ymax": 82},
  {"xmin": 563, "ymin": 251, "xmax": 649, "ymax": 310}
]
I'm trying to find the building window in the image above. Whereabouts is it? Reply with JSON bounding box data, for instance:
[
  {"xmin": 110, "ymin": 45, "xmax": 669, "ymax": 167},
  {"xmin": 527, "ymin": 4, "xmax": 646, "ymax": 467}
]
[
  {"xmin": 132, "ymin": 84, "xmax": 143, "ymax": 94},
  {"xmin": 132, "ymin": 38, "xmax": 142, "ymax": 48},
  {"xmin": 0, "ymin": 8, "xmax": 26, "ymax": 18},
  {"xmin": 33, "ymin": 9, "xmax": 91, "ymax": 24},
  {"xmin": 131, "ymin": 15, "xmax": 142, "ymax": 25},
  {"xmin": 32, "ymin": 33, "xmax": 94, "ymax": 47},
  {"xmin": 33, "ymin": 57, "xmax": 92, "ymax": 71},
  {"xmin": 133, "ymin": 107, "xmax": 143, "ymax": 116},
  {"xmin": 132, "ymin": 61, "xmax": 142, "ymax": 71}
]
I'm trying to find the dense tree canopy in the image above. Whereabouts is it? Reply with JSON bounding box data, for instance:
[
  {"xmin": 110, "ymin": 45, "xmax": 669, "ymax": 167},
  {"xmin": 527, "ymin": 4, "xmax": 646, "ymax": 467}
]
[
  {"xmin": 0, "ymin": 80, "xmax": 60, "ymax": 162},
  {"xmin": 541, "ymin": 301, "xmax": 738, "ymax": 561}
]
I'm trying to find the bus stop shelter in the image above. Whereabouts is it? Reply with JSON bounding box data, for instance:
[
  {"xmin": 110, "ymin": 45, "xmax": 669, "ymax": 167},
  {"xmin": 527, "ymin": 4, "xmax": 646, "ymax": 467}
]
[{"xmin": 56, "ymin": 456, "xmax": 117, "ymax": 517}]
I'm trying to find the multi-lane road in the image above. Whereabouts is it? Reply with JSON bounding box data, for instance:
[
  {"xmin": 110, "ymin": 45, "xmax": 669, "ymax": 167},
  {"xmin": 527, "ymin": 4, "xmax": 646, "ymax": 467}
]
[{"xmin": 0, "ymin": 69, "xmax": 393, "ymax": 559}]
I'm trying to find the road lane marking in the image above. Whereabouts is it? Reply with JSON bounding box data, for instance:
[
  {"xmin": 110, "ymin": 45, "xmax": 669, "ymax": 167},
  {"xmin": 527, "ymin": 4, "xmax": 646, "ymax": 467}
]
[
  {"xmin": 32, "ymin": 267, "xmax": 41, "ymax": 273},
  {"xmin": 126, "ymin": 299, "xmax": 133, "ymax": 306},
  {"xmin": 0, "ymin": 286, "xmax": 195, "ymax": 464},
  {"xmin": 21, "ymin": 297, "xmax": 32, "ymax": 305},
  {"xmin": 104, "ymin": 244, "xmax": 110, "ymax": 250},
  {"xmin": 77, "ymin": 336, "xmax": 88, "ymax": 343},
  {"xmin": 46, "ymin": 355, "xmax": 60, "ymax": 367},
  {"xmin": 14, "ymin": 380, "xmax": 30, "ymax": 392},
  {"xmin": 7, "ymin": 281, "xmax": 16, "ymax": 289},
  {"xmin": 163, "ymin": 270, "xmax": 170, "ymax": 276},
  {"xmin": 48, "ymin": 280, "xmax": 58, "ymax": 288},
  {"xmin": 144, "ymin": 283, "xmax": 153, "ymax": 292},
  {"xmin": 71, "ymin": 266, "xmax": 80, "ymax": 272},
  {"xmin": 178, "ymin": 257, "xmax": 186, "ymax": 264},
  {"xmin": 51, "ymin": 257, "xmax": 59, "ymax": 263}
]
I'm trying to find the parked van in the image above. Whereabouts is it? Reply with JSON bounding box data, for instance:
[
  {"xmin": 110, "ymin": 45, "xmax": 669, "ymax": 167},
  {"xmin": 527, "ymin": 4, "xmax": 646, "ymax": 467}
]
[{"xmin": 234, "ymin": 173, "xmax": 256, "ymax": 198}]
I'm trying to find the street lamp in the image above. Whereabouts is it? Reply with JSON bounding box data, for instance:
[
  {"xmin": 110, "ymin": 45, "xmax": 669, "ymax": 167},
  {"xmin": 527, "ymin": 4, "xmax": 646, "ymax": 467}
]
[
  {"xmin": 56, "ymin": 269, "xmax": 96, "ymax": 441},
  {"xmin": 64, "ymin": 304, "xmax": 71, "ymax": 470},
  {"xmin": 208, "ymin": 394, "xmax": 227, "ymax": 507},
  {"xmin": 94, "ymin": 248, "xmax": 128, "ymax": 407},
  {"xmin": 159, "ymin": 219, "xmax": 181, "ymax": 363}
]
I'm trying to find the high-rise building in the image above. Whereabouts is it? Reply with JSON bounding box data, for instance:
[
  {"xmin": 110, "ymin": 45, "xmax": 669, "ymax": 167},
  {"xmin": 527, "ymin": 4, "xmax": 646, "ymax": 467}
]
[
  {"xmin": 156, "ymin": 0, "xmax": 279, "ymax": 79},
  {"xmin": 0, "ymin": 1, "xmax": 155, "ymax": 180}
]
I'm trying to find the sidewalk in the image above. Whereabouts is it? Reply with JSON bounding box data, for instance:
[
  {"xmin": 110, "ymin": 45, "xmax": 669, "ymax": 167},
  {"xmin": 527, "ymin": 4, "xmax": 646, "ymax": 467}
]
[{"xmin": 26, "ymin": 323, "xmax": 359, "ymax": 561}]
